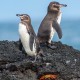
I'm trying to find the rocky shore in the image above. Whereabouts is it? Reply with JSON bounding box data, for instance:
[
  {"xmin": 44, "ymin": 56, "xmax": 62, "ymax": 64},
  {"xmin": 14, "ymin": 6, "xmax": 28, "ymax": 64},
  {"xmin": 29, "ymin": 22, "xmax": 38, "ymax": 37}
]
[{"xmin": 0, "ymin": 40, "xmax": 80, "ymax": 80}]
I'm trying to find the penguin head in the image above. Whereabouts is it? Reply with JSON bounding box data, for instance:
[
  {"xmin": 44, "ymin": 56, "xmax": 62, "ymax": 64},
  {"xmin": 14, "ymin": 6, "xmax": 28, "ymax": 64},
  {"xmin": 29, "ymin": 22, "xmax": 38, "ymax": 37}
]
[
  {"xmin": 48, "ymin": 1, "xmax": 67, "ymax": 12},
  {"xmin": 16, "ymin": 14, "xmax": 31, "ymax": 23}
]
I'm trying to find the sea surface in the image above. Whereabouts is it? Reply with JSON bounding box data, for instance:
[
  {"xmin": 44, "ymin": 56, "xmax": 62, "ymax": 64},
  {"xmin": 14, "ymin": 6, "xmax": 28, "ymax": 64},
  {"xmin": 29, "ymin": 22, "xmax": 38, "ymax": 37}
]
[{"xmin": 0, "ymin": 19, "xmax": 80, "ymax": 50}]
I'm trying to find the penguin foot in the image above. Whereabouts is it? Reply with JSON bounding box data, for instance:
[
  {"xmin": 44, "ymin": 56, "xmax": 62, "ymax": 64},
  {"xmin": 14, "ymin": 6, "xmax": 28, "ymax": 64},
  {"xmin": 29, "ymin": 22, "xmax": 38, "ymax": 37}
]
[
  {"xmin": 31, "ymin": 55, "xmax": 39, "ymax": 63},
  {"xmin": 31, "ymin": 58, "xmax": 37, "ymax": 63},
  {"xmin": 31, "ymin": 59, "xmax": 36, "ymax": 63},
  {"xmin": 51, "ymin": 42, "xmax": 55, "ymax": 45},
  {"xmin": 47, "ymin": 44, "xmax": 57, "ymax": 49},
  {"xmin": 32, "ymin": 53, "xmax": 44, "ymax": 63}
]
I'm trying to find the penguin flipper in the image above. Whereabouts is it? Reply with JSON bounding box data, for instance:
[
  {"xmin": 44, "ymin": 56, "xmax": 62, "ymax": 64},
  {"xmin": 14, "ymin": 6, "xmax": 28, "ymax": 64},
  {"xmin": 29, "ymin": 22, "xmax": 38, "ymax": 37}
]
[
  {"xmin": 29, "ymin": 33, "xmax": 35, "ymax": 51},
  {"xmin": 52, "ymin": 20, "xmax": 62, "ymax": 39},
  {"xmin": 19, "ymin": 39, "xmax": 23, "ymax": 51}
]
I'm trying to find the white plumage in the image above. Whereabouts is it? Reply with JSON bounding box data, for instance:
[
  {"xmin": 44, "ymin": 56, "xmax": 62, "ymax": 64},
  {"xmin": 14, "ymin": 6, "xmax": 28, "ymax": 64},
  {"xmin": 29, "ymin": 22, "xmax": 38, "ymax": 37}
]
[
  {"xmin": 19, "ymin": 23, "xmax": 37, "ymax": 56},
  {"xmin": 49, "ymin": 24, "xmax": 55, "ymax": 43},
  {"xmin": 57, "ymin": 12, "xmax": 62, "ymax": 24}
]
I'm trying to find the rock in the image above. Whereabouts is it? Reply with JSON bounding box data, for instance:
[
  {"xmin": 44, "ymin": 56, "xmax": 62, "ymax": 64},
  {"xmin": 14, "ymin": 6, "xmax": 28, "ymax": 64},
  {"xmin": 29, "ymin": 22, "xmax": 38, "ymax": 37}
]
[
  {"xmin": 0, "ymin": 40, "xmax": 80, "ymax": 80},
  {"xmin": 0, "ymin": 40, "xmax": 26, "ymax": 64}
]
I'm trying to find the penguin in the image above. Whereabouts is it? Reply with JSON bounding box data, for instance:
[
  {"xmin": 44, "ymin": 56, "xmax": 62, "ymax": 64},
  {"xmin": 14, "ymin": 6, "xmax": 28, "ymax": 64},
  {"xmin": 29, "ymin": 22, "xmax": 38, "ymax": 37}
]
[
  {"xmin": 16, "ymin": 14, "xmax": 40, "ymax": 62},
  {"xmin": 37, "ymin": 1, "xmax": 67, "ymax": 49}
]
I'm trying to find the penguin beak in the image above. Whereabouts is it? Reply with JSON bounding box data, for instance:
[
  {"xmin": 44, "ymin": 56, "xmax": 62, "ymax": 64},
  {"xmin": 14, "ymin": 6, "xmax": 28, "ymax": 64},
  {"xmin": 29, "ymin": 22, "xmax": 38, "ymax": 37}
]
[
  {"xmin": 16, "ymin": 14, "xmax": 21, "ymax": 17},
  {"xmin": 16, "ymin": 14, "xmax": 24, "ymax": 20},
  {"xmin": 59, "ymin": 4, "xmax": 67, "ymax": 7}
]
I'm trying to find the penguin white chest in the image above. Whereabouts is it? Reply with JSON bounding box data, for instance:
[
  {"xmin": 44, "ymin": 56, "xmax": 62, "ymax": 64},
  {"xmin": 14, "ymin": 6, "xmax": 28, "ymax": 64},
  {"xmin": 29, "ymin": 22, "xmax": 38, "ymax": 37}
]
[
  {"xmin": 57, "ymin": 12, "xmax": 62, "ymax": 24},
  {"xmin": 49, "ymin": 25, "xmax": 55, "ymax": 43},
  {"xmin": 18, "ymin": 23, "xmax": 36, "ymax": 56}
]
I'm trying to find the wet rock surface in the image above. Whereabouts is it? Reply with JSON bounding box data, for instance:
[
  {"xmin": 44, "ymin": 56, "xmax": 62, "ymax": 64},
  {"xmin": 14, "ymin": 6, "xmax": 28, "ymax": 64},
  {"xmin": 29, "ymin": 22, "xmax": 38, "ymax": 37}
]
[{"xmin": 0, "ymin": 40, "xmax": 80, "ymax": 80}]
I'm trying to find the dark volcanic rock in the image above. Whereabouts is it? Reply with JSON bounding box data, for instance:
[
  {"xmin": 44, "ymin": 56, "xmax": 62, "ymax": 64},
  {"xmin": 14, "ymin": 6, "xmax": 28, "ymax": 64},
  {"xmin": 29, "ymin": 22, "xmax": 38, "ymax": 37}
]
[
  {"xmin": 0, "ymin": 41, "xmax": 80, "ymax": 80},
  {"xmin": 0, "ymin": 40, "xmax": 26, "ymax": 64}
]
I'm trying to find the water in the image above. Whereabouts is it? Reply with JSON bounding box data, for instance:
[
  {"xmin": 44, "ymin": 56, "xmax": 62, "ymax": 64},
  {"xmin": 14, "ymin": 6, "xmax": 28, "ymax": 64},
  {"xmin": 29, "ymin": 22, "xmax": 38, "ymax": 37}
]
[
  {"xmin": 0, "ymin": 19, "xmax": 80, "ymax": 50},
  {"xmin": 60, "ymin": 19, "xmax": 80, "ymax": 50},
  {"xmin": 0, "ymin": 22, "xmax": 19, "ymax": 41}
]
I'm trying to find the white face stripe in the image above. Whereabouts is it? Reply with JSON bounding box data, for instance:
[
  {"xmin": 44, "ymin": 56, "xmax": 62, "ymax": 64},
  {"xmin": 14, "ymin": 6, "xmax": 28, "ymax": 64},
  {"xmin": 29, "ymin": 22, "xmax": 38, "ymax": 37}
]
[{"xmin": 19, "ymin": 23, "xmax": 37, "ymax": 56}]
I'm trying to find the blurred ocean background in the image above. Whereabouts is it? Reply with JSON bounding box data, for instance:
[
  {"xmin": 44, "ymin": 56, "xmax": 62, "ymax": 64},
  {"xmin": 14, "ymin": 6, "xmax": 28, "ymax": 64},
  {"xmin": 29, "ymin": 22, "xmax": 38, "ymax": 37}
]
[{"xmin": 0, "ymin": 0, "xmax": 80, "ymax": 50}]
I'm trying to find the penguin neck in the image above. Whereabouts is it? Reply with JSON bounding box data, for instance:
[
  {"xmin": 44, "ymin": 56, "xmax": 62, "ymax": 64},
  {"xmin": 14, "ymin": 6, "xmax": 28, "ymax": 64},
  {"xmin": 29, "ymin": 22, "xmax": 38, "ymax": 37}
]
[
  {"xmin": 47, "ymin": 11, "xmax": 60, "ymax": 20},
  {"xmin": 21, "ymin": 21, "xmax": 31, "ymax": 25}
]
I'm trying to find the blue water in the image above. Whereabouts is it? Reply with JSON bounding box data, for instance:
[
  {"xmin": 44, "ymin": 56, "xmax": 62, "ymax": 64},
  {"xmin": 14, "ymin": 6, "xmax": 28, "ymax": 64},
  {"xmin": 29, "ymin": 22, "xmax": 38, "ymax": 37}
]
[{"xmin": 0, "ymin": 19, "xmax": 80, "ymax": 50}]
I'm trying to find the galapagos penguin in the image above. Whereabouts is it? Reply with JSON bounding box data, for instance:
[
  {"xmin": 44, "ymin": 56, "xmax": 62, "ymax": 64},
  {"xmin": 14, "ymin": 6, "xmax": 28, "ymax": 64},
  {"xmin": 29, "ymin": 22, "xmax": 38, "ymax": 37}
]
[
  {"xmin": 37, "ymin": 1, "xmax": 67, "ymax": 49},
  {"xmin": 17, "ymin": 14, "xmax": 40, "ymax": 62}
]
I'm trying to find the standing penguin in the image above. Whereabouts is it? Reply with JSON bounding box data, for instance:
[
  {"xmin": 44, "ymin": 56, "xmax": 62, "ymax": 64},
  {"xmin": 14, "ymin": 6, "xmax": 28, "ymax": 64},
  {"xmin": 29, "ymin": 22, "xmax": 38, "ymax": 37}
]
[
  {"xmin": 37, "ymin": 1, "xmax": 67, "ymax": 49},
  {"xmin": 16, "ymin": 14, "xmax": 40, "ymax": 62}
]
